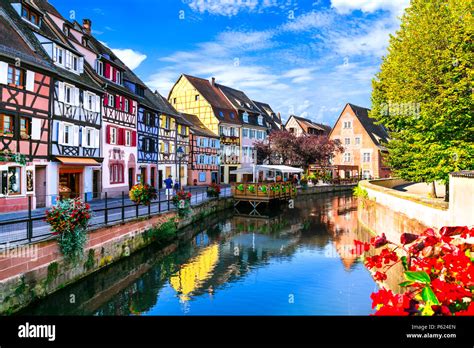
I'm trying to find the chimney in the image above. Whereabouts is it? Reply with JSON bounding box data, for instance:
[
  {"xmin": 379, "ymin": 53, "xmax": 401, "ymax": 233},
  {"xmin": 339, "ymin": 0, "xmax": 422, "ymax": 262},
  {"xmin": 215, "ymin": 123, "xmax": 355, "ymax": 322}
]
[
  {"xmin": 211, "ymin": 77, "xmax": 216, "ymax": 86},
  {"xmin": 83, "ymin": 19, "xmax": 92, "ymax": 35}
]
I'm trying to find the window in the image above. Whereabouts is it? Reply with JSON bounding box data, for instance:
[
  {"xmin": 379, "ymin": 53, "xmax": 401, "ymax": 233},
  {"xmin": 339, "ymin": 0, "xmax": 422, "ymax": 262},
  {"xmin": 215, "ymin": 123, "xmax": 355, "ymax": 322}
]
[
  {"xmin": 343, "ymin": 121, "xmax": 352, "ymax": 129},
  {"xmin": 289, "ymin": 128, "xmax": 295, "ymax": 133},
  {"xmin": 108, "ymin": 94, "xmax": 114, "ymax": 107},
  {"xmin": 124, "ymin": 99, "xmax": 129, "ymax": 112},
  {"xmin": 63, "ymin": 124, "xmax": 73, "ymax": 145},
  {"xmin": 355, "ymin": 137, "xmax": 361, "ymax": 145},
  {"xmin": 363, "ymin": 153, "xmax": 371, "ymax": 163},
  {"xmin": 125, "ymin": 130, "xmax": 131, "ymax": 146},
  {"xmin": 199, "ymin": 172, "xmax": 206, "ymax": 182},
  {"xmin": 195, "ymin": 95, "xmax": 199, "ymax": 101},
  {"xmin": 7, "ymin": 65, "xmax": 25, "ymax": 87},
  {"xmin": 115, "ymin": 71, "xmax": 121, "ymax": 84},
  {"xmin": 0, "ymin": 114, "xmax": 13, "ymax": 136},
  {"xmin": 21, "ymin": 6, "xmax": 40, "ymax": 26},
  {"xmin": 344, "ymin": 153, "xmax": 351, "ymax": 163},
  {"xmin": 257, "ymin": 130, "xmax": 264, "ymax": 140},
  {"xmin": 219, "ymin": 111, "xmax": 224, "ymax": 118},
  {"xmin": 249, "ymin": 129, "xmax": 256, "ymax": 139},
  {"xmin": 243, "ymin": 113, "xmax": 249, "ymax": 123},
  {"xmin": 258, "ymin": 116, "xmax": 263, "ymax": 126},
  {"xmin": 345, "ymin": 138, "xmax": 350, "ymax": 145},
  {"xmin": 72, "ymin": 56, "xmax": 78, "ymax": 71},
  {"xmin": 173, "ymin": 98, "xmax": 177, "ymax": 104},
  {"xmin": 363, "ymin": 170, "xmax": 371, "ymax": 180},
  {"xmin": 110, "ymin": 127, "xmax": 117, "ymax": 145},
  {"xmin": 110, "ymin": 164, "xmax": 124, "ymax": 184},
  {"xmin": 242, "ymin": 128, "xmax": 249, "ymax": 138},
  {"xmin": 219, "ymin": 126, "xmax": 224, "ymax": 136},
  {"xmin": 64, "ymin": 84, "xmax": 73, "ymax": 104},
  {"xmin": 86, "ymin": 128, "xmax": 92, "ymax": 147},
  {"xmin": 230, "ymin": 112, "xmax": 235, "ymax": 119},
  {"xmin": 230, "ymin": 127, "xmax": 235, "ymax": 137},
  {"xmin": 56, "ymin": 47, "xmax": 64, "ymax": 65},
  {"xmin": 20, "ymin": 117, "xmax": 31, "ymax": 138},
  {"xmin": 96, "ymin": 60, "xmax": 104, "ymax": 76}
]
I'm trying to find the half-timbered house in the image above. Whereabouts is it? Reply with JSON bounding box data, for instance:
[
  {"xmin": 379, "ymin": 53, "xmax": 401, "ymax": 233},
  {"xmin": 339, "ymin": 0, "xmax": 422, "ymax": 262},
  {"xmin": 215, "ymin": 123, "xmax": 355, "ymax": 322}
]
[
  {"xmin": 175, "ymin": 114, "xmax": 192, "ymax": 188},
  {"xmin": 180, "ymin": 113, "xmax": 220, "ymax": 186},
  {"xmin": 0, "ymin": 4, "xmax": 53, "ymax": 211}
]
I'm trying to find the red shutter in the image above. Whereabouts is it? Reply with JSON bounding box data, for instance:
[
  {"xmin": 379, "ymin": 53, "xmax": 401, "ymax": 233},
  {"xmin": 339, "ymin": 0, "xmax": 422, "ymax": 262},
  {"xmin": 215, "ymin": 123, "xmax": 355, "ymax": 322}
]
[
  {"xmin": 104, "ymin": 93, "xmax": 109, "ymax": 106},
  {"xmin": 115, "ymin": 95, "xmax": 120, "ymax": 109},
  {"xmin": 131, "ymin": 131, "xmax": 137, "ymax": 147},
  {"xmin": 105, "ymin": 64, "xmax": 111, "ymax": 79},
  {"xmin": 122, "ymin": 96, "xmax": 126, "ymax": 111},
  {"xmin": 118, "ymin": 128, "xmax": 124, "ymax": 145},
  {"xmin": 129, "ymin": 99, "xmax": 133, "ymax": 114},
  {"xmin": 111, "ymin": 66, "xmax": 116, "ymax": 82},
  {"xmin": 106, "ymin": 125, "xmax": 111, "ymax": 144}
]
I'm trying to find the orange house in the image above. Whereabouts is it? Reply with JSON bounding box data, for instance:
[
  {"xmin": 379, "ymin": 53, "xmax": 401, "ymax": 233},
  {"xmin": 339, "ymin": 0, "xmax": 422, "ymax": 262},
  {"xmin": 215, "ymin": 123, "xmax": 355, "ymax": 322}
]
[{"xmin": 330, "ymin": 104, "xmax": 391, "ymax": 180}]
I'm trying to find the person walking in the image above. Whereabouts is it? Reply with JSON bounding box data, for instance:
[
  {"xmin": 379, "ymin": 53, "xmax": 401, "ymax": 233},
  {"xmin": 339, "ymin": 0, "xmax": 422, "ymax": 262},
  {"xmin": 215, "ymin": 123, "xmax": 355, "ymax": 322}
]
[{"xmin": 164, "ymin": 175, "xmax": 173, "ymax": 199}]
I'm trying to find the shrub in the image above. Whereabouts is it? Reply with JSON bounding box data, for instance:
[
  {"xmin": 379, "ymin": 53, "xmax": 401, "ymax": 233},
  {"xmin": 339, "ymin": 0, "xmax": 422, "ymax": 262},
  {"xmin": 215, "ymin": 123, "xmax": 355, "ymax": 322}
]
[
  {"xmin": 353, "ymin": 185, "xmax": 369, "ymax": 199},
  {"xmin": 353, "ymin": 226, "xmax": 474, "ymax": 316},
  {"xmin": 129, "ymin": 184, "xmax": 157, "ymax": 206},
  {"xmin": 45, "ymin": 199, "xmax": 91, "ymax": 261}
]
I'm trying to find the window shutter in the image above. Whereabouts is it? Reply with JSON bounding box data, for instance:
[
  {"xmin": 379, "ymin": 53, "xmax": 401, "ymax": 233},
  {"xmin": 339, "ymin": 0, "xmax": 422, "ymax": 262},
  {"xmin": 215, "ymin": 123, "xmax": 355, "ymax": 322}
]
[
  {"xmin": 57, "ymin": 122, "xmax": 64, "ymax": 144},
  {"xmin": 170, "ymin": 142, "xmax": 174, "ymax": 154},
  {"xmin": 106, "ymin": 125, "xmax": 111, "ymax": 144},
  {"xmin": 74, "ymin": 88, "xmax": 80, "ymax": 106},
  {"xmin": 78, "ymin": 57, "xmax": 84, "ymax": 73},
  {"xmin": 131, "ymin": 131, "xmax": 137, "ymax": 146},
  {"xmin": 73, "ymin": 125, "xmax": 80, "ymax": 146},
  {"xmin": 81, "ymin": 127, "xmax": 87, "ymax": 147},
  {"xmin": 115, "ymin": 95, "xmax": 121, "ymax": 109},
  {"xmin": 160, "ymin": 142, "xmax": 164, "ymax": 153},
  {"xmin": 58, "ymin": 82, "xmax": 65, "ymax": 102},
  {"xmin": 25, "ymin": 71, "xmax": 35, "ymax": 92},
  {"xmin": 105, "ymin": 63, "xmax": 111, "ymax": 79},
  {"xmin": 94, "ymin": 95, "xmax": 101, "ymax": 112},
  {"xmin": 111, "ymin": 67, "xmax": 116, "ymax": 82},
  {"xmin": 122, "ymin": 96, "xmax": 126, "ymax": 111},
  {"xmin": 94, "ymin": 129, "xmax": 100, "ymax": 148},
  {"xmin": 65, "ymin": 51, "xmax": 71, "ymax": 69},
  {"xmin": 129, "ymin": 99, "xmax": 133, "ymax": 114},
  {"xmin": 103, "ymin": 93, "xmax": 109, "ymax": 106},
  {"xmin": 118, "ymin": 128, "xmax": 124, "ymax": 145},
  {"xmin": 31, "ymin": 118, "xmax": 41, "ymax": 140},
  {"xmin": 0, "ymin": 62, "xmax": 7, "ymax": 85}
]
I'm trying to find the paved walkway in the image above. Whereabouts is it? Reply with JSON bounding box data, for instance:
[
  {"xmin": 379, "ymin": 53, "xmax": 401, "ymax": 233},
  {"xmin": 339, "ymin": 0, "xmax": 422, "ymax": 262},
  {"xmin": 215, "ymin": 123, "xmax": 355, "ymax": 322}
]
[
  {"xmin": 0, "ymin": 186, "xmax": 231, "ymax": 247},
  {"xmin": 393, "ymin": 182, "xmax": 446, "ymax": 199}
]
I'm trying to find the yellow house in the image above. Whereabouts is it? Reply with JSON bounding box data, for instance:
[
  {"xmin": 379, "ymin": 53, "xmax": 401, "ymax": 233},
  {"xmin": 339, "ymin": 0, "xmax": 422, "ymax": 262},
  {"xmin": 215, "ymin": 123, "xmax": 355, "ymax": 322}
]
[{"xmin": 168, "ymin": 75, "xmax": 242, "ymax": 183}]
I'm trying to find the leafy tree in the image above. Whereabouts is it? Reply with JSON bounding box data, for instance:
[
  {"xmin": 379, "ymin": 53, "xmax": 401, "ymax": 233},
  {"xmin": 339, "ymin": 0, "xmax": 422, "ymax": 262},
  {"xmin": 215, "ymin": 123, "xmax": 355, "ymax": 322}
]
[
  {"xmin": 254, "ymin": 131, "xmax": 343, "ymax": 171},
  {"xmin": 371, "ymin": 0, "xmax": 473, "ymax": 198}
]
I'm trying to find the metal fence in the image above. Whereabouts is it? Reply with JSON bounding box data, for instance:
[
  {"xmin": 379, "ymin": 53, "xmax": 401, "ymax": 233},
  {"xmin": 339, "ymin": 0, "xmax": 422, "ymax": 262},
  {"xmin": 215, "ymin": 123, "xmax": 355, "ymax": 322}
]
[{"xmin": 0, "ymin": 186, "xmax": 231, "ymax": 247}]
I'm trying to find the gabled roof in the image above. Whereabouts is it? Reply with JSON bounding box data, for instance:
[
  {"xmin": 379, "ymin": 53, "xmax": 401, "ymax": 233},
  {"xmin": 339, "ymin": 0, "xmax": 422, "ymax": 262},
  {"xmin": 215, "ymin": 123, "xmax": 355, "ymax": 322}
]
[
  {"xmin": 216, "ymin": 83, "xmax": 260, "ymax": 115},
  {"xmin": 286, "ymin": 115, "xmax": 331, "ymax": 134},
  {"xmin": 253, "ymin": 100, "xmax": 282, "ymax": 130},
  {"xmin": 144, "ymin": 89, "xmax": 181, "ymax": 118},
  {"xmin": 180, "ymin": 113, "xmax": 219, "ymax": 138},
  {"xmin": 177, "ymin": 74, "xmax": 240, "ymax": 125},
  {"xmin": 346, "ymin": 103, "xmax": 389, "ymax": 147}
]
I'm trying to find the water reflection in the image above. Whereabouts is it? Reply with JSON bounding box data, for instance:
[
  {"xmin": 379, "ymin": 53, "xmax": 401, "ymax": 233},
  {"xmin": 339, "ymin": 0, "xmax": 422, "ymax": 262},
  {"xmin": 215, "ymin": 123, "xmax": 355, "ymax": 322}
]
[{"xmin": 21, "ymin": 192, "xmax": 378, "ymax": 316}]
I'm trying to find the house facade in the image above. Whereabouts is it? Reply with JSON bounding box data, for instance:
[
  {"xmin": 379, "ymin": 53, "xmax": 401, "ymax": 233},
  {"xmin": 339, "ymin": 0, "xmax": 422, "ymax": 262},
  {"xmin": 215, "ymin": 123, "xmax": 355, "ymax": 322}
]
[
  {"xmin": 330, "ymin": 103, "xmax": 391, "ymax": 179},
  {"xmin": 168, "ymin": 75, "xmax": 241, "ymax": 184},
  {"xmin": 285, "ymin": 115, "xmax": 331, "ymax": 136},
  {"xmin": 180, "ymin": 113, "xmax": 220, "ymax": 186}
]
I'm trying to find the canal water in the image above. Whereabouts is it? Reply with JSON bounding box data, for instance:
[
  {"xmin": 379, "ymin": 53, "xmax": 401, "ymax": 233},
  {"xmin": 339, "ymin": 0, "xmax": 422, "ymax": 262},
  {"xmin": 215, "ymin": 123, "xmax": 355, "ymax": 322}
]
[{"xmin": 21, "ymin": 192, "xmax": 378, "ymax": 315}]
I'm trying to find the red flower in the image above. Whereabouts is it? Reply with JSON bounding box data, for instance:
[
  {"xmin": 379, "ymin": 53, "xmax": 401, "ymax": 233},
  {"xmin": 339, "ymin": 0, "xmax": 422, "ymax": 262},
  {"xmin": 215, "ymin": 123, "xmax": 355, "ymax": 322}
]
[
  {"xmin": 374, "ymin": 271, "xmax": 387, "ymax": 281},
  {"xmin": 371, "ymin": 233, "xmax": 388, "ymax": 248},
  {"xmin": 400, "ymin": 233, "xmax": 419, "ymax": 245}
]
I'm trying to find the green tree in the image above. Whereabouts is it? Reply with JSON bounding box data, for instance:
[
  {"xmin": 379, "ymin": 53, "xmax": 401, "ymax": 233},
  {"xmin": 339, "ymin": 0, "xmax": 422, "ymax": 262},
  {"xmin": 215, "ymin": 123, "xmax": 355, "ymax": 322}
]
[{"xmin": 371, "ymin": 0, "xmax": 473, "ymax": 198}]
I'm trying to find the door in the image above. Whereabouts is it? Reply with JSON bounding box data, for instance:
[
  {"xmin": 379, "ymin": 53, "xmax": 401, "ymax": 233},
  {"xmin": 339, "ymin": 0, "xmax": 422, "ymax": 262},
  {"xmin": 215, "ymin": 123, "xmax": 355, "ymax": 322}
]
[
  {"xmin": 128, "ymin": 168, "xmax": 134, "ymax": 190},
  {"xmin": 229, "ymin": 166, "xmax": 237, "ymax": 183},
  {"xmin": 158, "ymin": 170, "xmax": 163, "ymax": 189},
  {"xmin": 140, "ymin": 167, "xmax": 146, "ymax": 184},
  {"xmin": 151, "ymin": 167, "xmax": 156, "ymax": 188},
  {"xmin": 35, "ymin": 167, "xmax": 46, "ymax": 208},
  {"xmin": 93, "ymin": 170, "xmax": 101, "ymax": 199},
  {"xmin": 211, "ymin": 172, "xmax": 218, "ymax": 184}
]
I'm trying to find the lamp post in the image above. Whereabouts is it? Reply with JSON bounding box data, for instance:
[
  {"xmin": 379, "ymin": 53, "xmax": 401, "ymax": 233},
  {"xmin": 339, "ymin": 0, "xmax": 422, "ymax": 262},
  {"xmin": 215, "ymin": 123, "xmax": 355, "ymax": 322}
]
[{"xmin": 177, "ymin": 146, "xmax": 185, "ymax": 190}]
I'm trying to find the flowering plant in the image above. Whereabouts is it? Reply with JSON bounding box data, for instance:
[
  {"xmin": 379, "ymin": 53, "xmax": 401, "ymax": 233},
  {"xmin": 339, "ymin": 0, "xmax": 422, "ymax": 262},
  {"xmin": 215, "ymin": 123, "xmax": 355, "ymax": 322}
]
[
  {"xmin": 172, "ymin": 190, "xmax": 192, "ymax": 218},
  {"xmin": 353, "ymin": 226, "xmax": 474, "ymax": 316},
  {"xmin": 129, "ymin": 184, "xmax": 157, "ymax": 206},
  {"xmin": 207, "ymin": 183, "xmax": 221, "ymax": 197},
  {"xmin": 247, "ymin": 185, "xmax": 256, "ymax": 193},
  {"xmin": 236, "ymin": 184, "xmax": 244, "ymax": 192},
  {"xmin": 259, "ymin": 185, "xmax": 268, "ymax": 194},
  {"xmin": 45, "ymin": 198, "xmax": 92, "ymax": 261}
]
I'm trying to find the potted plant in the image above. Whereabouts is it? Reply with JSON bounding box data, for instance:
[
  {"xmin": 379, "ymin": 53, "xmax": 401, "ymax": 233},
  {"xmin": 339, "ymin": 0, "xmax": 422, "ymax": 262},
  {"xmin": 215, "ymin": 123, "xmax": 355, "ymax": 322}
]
[
  {"xmin": 129, "ymin": 184, "xmax": 157, "ymax": 206},
  {"xmin": 207, "ymin": 183, "xmax": 221, "ymax": 197},
  {"xmin": 45, "ymin": 198, "xmax": 92, "ymax": 261},
  {"xmin": 172, "ymin": 189, "xmax": 192, "ymax": 218},
  {"xmin": 259, "ymin": 185, "xmax": 268, "ymax": 195},
  {"xmin": 300, "ymin": 177, "xmax": 308, "ymax": 190},
  {"xmin": 247, "ymin": 184, "xmax": 256, "ymax": 194}
]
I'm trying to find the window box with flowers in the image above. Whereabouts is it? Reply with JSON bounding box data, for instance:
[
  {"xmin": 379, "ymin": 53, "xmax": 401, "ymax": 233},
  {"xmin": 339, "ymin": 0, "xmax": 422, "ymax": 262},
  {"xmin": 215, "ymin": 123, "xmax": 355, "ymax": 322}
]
[{"xmin": 172, "ymin": 190, "xmax": 192, "ymax": 218}]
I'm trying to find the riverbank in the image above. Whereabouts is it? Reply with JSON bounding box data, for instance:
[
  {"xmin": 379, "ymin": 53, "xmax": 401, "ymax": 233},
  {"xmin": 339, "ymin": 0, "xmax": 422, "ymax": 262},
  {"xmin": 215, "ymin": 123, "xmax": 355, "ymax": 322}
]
[{"xmin": 0, "ymin": 197, "xmax": 233, "ymax": 315}]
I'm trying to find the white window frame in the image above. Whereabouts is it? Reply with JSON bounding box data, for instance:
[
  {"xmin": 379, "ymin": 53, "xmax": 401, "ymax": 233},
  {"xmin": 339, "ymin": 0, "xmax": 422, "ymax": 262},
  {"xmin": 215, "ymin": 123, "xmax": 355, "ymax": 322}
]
[
  {"xmin": 258, "ymin": 116, "xmax": 263, "ymax": 126},
  {"xmin": 96, "ymin": 60, "xmax": 103, "ymax": 76},
  {"xmin": 64, "ymin": 83, "xmax": 74, "ymax": 105},
  {"xmin": 124, "ymin": 99, "xmax": 129, "ymax": 112},
  {"xmin": 83, "ymin": 127, "xmax": 95, "ymax": 148},
  {"xmin": 62, "ymin": 122, "xmax": 74, "ymax": 146},
  {"xmin": 125, "ymin": 130, "xmax": 131, "ymax": 146},
  {"xmin": 242, "ymin": 128, "xmax": 249, "ymax": 138},
  {"xmin": 108, "ymin": 94, "xmax": 115, "ymax": 108},
  {"xmin": 345, "ymin": 138, "xmax": 350, "ymax": 145},
  {"xmin": 344, "ymin": 153, "xmax": 351, "ymax": 163},
  {"xmin": 110, "ymin": 127, "xmax": 117, "ymax": 145},
  {"xmin": 355, "ymin": 137, "xmax": 361, "ymax": 145},
  {"xmin": 363, "ymin": 152, "xmax": 371, "ymax": 163}
]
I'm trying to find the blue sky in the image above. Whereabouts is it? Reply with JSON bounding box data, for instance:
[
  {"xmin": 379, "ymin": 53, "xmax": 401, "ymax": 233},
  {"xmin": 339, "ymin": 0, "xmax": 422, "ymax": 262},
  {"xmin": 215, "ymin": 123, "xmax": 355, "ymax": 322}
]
[{"xmin": 52, "ymin": 0, "xmax": 410, "ymax": 125}]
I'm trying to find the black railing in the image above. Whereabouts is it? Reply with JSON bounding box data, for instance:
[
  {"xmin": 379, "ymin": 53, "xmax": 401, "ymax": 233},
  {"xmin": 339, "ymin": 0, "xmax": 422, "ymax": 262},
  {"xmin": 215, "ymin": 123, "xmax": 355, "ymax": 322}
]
[{"xmin": 0, "ymin": 186, "xmax": 231, "ymax": 247}]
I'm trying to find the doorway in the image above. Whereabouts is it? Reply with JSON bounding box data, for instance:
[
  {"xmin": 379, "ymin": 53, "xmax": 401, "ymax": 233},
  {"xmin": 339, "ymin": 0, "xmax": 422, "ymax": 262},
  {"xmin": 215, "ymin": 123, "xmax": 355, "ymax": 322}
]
[
  {"xmin": 93, "ymin": 170, "xmax": 101, "ymax": 199},
  {"xmin": 140, "ymin": 167, "xmax": 147, "ymax": 184},
  {"xmin": 151, "ymin": 167, "xmax": 156, "ymax": 188},
  {"xmin": 35, "ymin": 167, "xmax": 46, "ymax": 208},
  {"xmin": 59, "ymin": 171, "xmax": 81, "ymax": 199},
  {"xmin": 158, "ymin": 170, "xmax": 163, "ymax": 189},
  {"xmin": 229, "ymin": 166, "xmax": 237, "ymax": 183},
  {"xmin": 128, "ymin": 168, "xmax": 135, "ymax": 190}
]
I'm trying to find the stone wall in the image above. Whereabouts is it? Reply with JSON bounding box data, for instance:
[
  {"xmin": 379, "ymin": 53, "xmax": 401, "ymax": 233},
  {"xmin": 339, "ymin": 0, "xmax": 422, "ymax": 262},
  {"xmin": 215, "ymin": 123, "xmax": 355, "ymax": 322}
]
[
  {"xmin": 0, "ymin": 197, "xmax": 233, "ymax": 315},
  {"xmin": 298, "ymin": 184, "xmax": 356, "ymax": 196}
]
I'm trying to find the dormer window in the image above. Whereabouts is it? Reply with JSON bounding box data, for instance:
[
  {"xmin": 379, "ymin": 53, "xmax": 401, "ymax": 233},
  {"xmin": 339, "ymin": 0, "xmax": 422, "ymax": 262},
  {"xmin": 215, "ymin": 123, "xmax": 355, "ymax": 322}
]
[
  {"xmin": 63, "ymin": 25, "xmax": 69, "ymax": 36},
  {"xmin": 258, "ymin": 116, "xmax": 263, "ymax": 126},
  {"xmin": 230, "ymin": 112, "xmax": 235, "ymax": 119},
  {"xmin": 243, "ymin": 113, "xmax": 249, "ymax": 123},
  {"xmin": 56, "ymin": 47, "xmax": 64, "ymax": 65},
  {"xmin": 21, "ymin": 6, "xmax": 41, "ymax": 26},
  {"xmin": 95, "ymin": 60, "xmax": 103, "ymax": 76},
  {"xmin": 218, "ymin": 111, "xmax": 224, "ymax": 118}
]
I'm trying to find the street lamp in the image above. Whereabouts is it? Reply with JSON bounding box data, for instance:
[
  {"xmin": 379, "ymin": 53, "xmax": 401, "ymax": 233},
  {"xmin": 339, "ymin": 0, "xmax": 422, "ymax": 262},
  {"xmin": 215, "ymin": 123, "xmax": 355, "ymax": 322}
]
[{"xmin": 177, "ymin": 146, "xmax": 185, "ymax": 190}]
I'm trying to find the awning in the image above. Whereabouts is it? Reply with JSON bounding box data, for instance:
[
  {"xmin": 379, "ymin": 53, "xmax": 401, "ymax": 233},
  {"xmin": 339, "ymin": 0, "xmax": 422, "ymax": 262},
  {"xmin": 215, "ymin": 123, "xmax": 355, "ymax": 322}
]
[
  {"xmin": 56, "ymin": 157, "xmax": 100, "ymax": 166},
  {"xmin": 230, "ymin": 167, "xmax": 254, "ymax": 175},
  {"xmin": 257, "ymin": 165, "xmax": 304, "ymax": 174}
]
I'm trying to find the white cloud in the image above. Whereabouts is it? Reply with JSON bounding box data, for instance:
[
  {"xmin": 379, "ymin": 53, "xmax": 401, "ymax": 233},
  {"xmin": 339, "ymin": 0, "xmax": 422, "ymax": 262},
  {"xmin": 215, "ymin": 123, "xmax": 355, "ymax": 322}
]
[
  {"xmin": 184, "ymin": 0, "xmax": 297, "ymax": 17},
  {"xmin": 331, "ymin": 0, "xmax": 410, "ymax": 15},
  {"xmin": 111, "ymin": 49, "xmax": 147, "ymax": 70},
  {"xmin": 281, "ymin": 11, "xmax": 334, "ymax": 32}
]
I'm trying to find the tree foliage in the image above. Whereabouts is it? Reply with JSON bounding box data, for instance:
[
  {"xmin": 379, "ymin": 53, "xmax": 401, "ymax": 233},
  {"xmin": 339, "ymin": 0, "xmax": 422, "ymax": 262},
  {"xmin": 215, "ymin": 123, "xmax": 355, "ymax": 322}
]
[
  {"xmin": 254, "ymin": 130, "xmax": 343, "ymax": 170},
  {"xmin": 371, "ymin": 0, "xmax": 474, "ymax": 184}
]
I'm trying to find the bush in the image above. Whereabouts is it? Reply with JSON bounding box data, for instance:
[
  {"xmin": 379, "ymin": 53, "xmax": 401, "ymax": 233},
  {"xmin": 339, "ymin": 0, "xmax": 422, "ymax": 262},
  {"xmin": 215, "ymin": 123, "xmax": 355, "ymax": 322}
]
[
  {"xmin": 129, "ymin": 184, "xmax": 157, "ymax": 206},
  {"xmin": 353, "ymin": 185, "xmax": 369, "ymax": 199},
  {"xmin": 150, "ymin": 218, "xmax": 177, "ymax": 245},
  {"xmin": 45, "ymin": 199, "xmax": 92, "ymax": 261}
]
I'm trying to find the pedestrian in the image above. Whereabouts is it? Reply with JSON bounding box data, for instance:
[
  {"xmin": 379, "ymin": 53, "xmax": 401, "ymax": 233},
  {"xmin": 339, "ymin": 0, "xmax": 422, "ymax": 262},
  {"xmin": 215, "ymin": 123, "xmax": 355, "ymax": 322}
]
[{"xmin": 164, "ymin": 175, "xmax": 173, "ymax": 199}]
